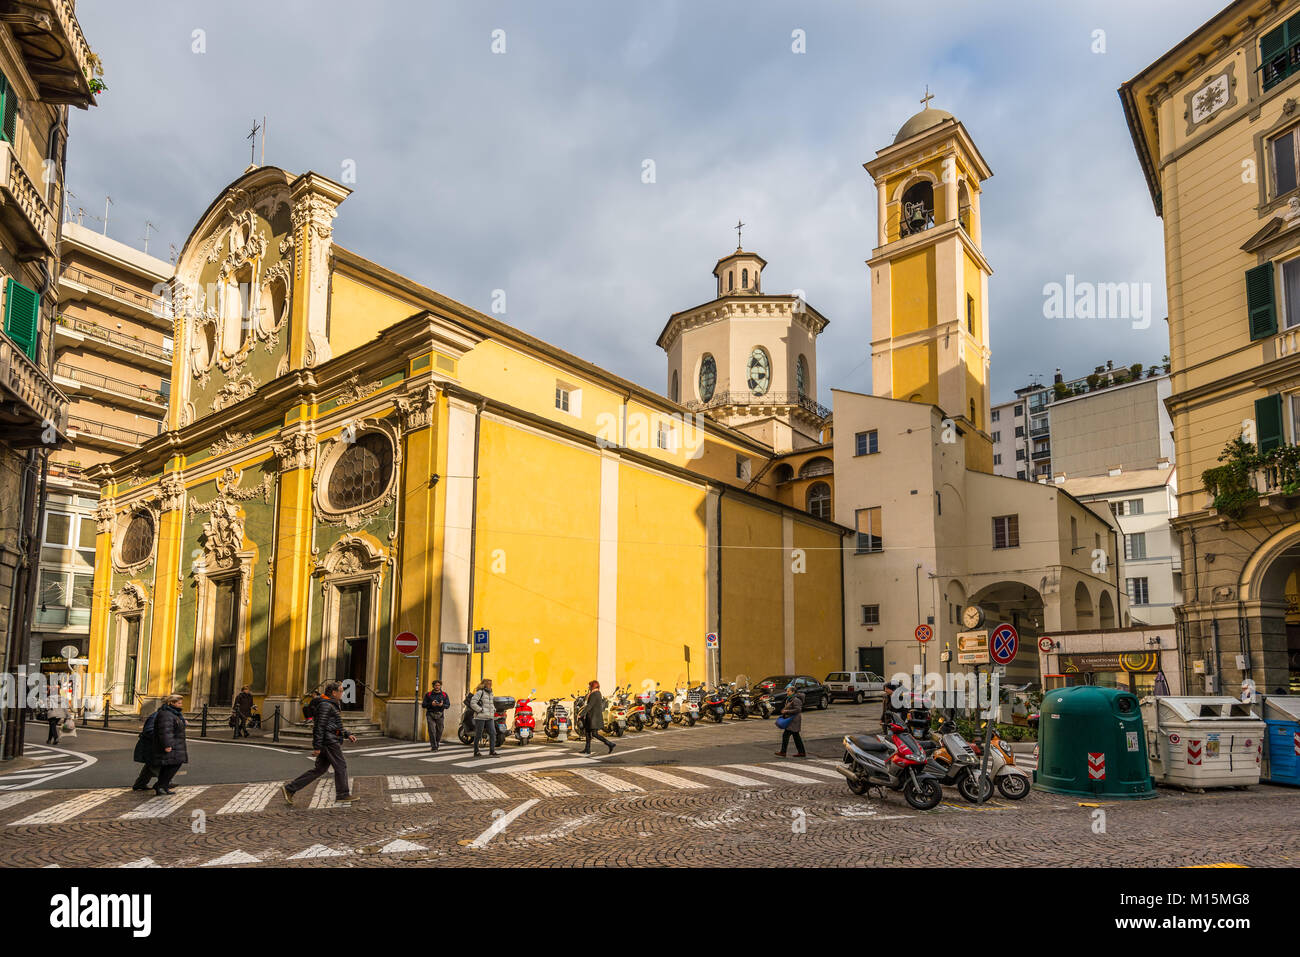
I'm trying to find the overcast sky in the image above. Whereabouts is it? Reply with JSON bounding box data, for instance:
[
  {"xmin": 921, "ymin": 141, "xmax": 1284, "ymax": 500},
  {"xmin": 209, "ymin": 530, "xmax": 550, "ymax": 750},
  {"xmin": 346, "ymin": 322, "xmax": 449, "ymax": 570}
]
[{"xmin": 67, "ymin": 0, "xmax": 1225, "ymax": 405}]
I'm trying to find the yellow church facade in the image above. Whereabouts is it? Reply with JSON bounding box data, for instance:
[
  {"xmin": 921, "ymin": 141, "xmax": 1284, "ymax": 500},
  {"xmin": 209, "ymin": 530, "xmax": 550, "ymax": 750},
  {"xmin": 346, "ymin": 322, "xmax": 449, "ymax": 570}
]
[{"xmin": 85, "ymin": 166, "xmax": 846, "ymax": 735}]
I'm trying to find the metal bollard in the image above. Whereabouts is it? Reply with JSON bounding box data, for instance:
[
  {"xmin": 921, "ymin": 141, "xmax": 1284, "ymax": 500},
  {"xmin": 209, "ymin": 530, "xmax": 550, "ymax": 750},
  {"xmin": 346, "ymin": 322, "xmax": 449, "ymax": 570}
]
[
  {"xmin": 102, "ymin": 696, "xmax": 109, "ymax": 729},
  {"xmin": 200, "ymin": 703, "xmax": 208, "ymax": 738},
  {"xmin": 272, "ymin": 705, "xmax": 281, "ymax": 743}
]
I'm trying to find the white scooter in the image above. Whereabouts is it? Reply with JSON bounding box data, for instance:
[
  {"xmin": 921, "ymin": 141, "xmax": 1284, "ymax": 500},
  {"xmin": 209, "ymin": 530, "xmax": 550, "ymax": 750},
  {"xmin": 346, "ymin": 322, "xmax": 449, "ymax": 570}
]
[
  {"xmin": 672, "ymin": 686, "xmax": 700, "ymax": 726},
  {"xmin": 972, "ymin": 723, "xmax": 1032, "ymax": 799}
]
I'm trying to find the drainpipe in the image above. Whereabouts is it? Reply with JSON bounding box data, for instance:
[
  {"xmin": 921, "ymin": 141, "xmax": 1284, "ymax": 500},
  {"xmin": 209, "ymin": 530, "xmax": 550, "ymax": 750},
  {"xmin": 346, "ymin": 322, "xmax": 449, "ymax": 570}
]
[
  {"xmin": 715, "ymin": 486, "xmax": 725, "ymax": 687},
  {"xmin": 463, "ymin": 399, "xmax": 486, "ymax": 693},
  {"xmin": 1210, "ymin": 618, "xmax": 1222, "ymax": 695}
]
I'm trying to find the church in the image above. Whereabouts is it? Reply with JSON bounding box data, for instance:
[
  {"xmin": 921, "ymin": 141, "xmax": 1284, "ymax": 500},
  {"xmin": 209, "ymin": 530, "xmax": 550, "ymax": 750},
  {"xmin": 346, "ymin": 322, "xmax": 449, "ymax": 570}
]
[
  {"xmin": 86, "ymin": 100, "xmax": 1128, "ymax": 735},
  {"xmin": 85, "ymin": 167, "xmax": 845, "ymax": 735}
]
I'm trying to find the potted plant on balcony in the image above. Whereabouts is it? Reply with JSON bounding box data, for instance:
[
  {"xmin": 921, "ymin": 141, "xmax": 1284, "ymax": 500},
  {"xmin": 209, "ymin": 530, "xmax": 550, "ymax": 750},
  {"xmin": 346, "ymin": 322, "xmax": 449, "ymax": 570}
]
[
  {"xmin": 1202, "ymin": 437, "xmax": 1260, "ymax": 518},
  {"xmin": 85, "ymin": 53, "xmax": 106, "ymax": 95}
]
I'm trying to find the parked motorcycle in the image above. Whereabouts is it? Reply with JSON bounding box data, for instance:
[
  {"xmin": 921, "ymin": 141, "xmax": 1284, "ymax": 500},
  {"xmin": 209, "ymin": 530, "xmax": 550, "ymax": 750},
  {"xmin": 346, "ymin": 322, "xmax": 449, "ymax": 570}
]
[
  {"xmin": 836, "ymin": 711, "xmax": 945, "ymax": 810},
  {"xmin": 542, "ymin": 696, "xmax": 571, "ymax": 741},
  {"xmin": 568, "ymin": 691, "xmax": 589, "ymax": 740},
  {"xmin": 651, "ymin": 688, "xmax": 674, "ymax": 729},
  {"xmin": 512, "ymin": 694, "xmax": 536, "ymax": 746},
  {"xmin": 970, "ymin": 723, "xmax": 1032, "ymax": 800},
  {"xmin": 926, "ymin": 718, "xmax": 991, "ymax": 802},
  {"xmin": 672, "ymin": 686, "xmax": 701, "ymax": 726},
  {"xmin": 627, "ymin": 684, "xmax": 652, "ymax": 732},
  {"xmin": 457, "ymin": 693, "xmax": 511, "ymax": 748},
  {"xmin": 700, "ymin": 684, "xmax": 727, "ymax": 723},
  {"xmin": 603, "ymin": 686, "xmax": 629, "ymax": 736},
  {"xmin": 726, "ymin": 681, "xmax": 754, "ymax": 720}
]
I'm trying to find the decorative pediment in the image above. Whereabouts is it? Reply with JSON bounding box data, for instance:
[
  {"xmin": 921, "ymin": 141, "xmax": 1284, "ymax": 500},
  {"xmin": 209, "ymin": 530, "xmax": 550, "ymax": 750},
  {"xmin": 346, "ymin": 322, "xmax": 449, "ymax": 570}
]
[
  {"xmin": 110, "ymin": 583, "xmax": 149, "ymax": 615},
  {"xmin": 313, "ymin": 533, "xmax": 387, "ymax": 579}
]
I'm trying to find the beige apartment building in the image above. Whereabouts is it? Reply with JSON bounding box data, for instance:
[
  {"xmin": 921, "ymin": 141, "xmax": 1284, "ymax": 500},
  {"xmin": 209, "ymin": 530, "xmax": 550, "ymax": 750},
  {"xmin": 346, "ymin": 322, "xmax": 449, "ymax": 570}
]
[
  {"xmin": 1122, "ymin": 0, "xmax": 1300, "ymax": 693},
  {"xmin": 33, "ymin": 222, "xmax": 170, "ymax": 677},
  {"xmin": 0, "ymin": 2, "xmax": 98, "ymax": 758}
]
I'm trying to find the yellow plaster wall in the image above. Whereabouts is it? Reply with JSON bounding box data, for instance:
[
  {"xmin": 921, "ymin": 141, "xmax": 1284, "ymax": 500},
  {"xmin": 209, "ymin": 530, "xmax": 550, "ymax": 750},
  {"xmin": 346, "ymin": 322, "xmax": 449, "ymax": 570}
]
[
  {"xmin": 792, "ymin": 521, "xmax": 843, "ymax": 677},
  {"xmin": 719, "ymin": 498, "xmax": 784, "ymax": 680},
  {"xmin": 328, "ymin": 272, "xmax": 422, "ymax": 357}
]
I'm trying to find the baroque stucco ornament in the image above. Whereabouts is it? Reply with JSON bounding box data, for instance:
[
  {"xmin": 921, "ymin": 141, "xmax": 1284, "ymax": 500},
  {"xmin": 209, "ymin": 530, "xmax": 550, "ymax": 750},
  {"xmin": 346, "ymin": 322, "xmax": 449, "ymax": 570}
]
[
  {"xmin": 110, "ymin": 583, "xmax": 148, "ymax": 615},
  {"xmin": 395, "ymin": 384, "xmax": 439, "ymax": 431},
  {"xmin": 158, "ymin": 473, "xmax": 187, "ymax": 512},
  {"xmin": 271, "ymin": 430, "xmax": 318, "ymax": 472},
  {"xmin": 313, "ymin": 533, "xmax": 386, "ymax": 581}
]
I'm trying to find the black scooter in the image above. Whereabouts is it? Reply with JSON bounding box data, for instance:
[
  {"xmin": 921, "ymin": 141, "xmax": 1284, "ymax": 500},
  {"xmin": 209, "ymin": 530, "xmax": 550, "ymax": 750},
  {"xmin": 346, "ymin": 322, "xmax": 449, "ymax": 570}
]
[{"xmin": 457, "ymin": 694, "xmax": 511, "ymax": 748}]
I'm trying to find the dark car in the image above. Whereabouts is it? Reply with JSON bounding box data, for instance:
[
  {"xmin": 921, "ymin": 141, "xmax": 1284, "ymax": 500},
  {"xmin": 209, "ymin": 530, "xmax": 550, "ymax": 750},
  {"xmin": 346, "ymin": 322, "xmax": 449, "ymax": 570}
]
[{"xmin": 754, "ymin": 675, "xmax": 833, "ymax": 711}]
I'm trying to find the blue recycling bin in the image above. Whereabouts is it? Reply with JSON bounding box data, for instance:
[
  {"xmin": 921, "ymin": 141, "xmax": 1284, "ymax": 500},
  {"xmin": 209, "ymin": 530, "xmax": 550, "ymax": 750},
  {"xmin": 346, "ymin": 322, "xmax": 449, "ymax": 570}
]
[{"xmin": 1262, "ymin": 696, "xmax": 1300, "ymax": 786}]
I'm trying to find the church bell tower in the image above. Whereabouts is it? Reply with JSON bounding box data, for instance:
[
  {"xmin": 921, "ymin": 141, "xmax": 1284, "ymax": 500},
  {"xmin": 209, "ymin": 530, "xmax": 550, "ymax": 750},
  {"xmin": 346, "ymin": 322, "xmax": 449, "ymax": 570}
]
[{"xmin": 864, "ymin": 95, "xmax": 995, "ymax": 472}]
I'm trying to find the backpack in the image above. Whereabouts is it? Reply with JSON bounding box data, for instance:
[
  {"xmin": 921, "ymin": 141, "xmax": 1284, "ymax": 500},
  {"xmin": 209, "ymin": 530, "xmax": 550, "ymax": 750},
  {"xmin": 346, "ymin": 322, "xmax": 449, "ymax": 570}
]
[
  {"xmin": 303, "ymin": 695, "xmax": 321, "ymax": 720},
  {"xmin": 141, "ymin": 711, "xmax": 158, "ymax": 737}
]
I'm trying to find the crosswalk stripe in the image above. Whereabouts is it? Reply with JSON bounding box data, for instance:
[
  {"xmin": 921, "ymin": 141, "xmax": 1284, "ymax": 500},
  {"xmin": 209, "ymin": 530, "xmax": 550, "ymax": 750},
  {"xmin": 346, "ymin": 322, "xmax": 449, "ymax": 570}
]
[
  {"xmin": 120, "ymin": 786, "xmax": 208, "ymax": 819},
  {"xmin": 485, "ymin": 757, "xmax": 597, "ymax": 774},
  {"xmin": 203, "ymin": 850, "xmax": 261, "ymax": 866},
  {"xmin": 508, "ymin": 771, "xmax": 576, "ymax": 797},
  {"xmin": 568, "ymin": 767, "xmax": 644, "ymax": 792},
  {"xmin": 217, "ymin": 783, "xmax": 280, "ymax": 815},
  {"xmin": 289, "ymin": 843, "xmax": 349, "ymax": 859},
  {"xmin": 308, "ymin": 781, "xmax": 345, "ymax": 808},
  {"xmin": 381, "ymin": 838, "xmax": 427, "ymax": 853},
  {"xmin": 386, "ymin": 775, "xmax": 424, "ymax": 791},
  {"xmin": 0, "ymin": 790, "xmax": 48, "ymax": 811},
  {"xmin": 768, "ymin": 761, "xmax": 842, "ymax": 779},
  {"xmin": 451, "ymin": 748, "xmax": 569, "ymax": 768},
  {"xmin": 678, "ymin": 766, "xmax": 768, "ymax": 786},
  {"xmin": 451, "ymin": 774, "xmax": 508, "ymax": 801},
  {"xmin": 390, "ymin": 791, "xmax": 433, "ymax": 805},
  {"xmin": 119, "ymin": 857, "xmax": 159, "ymax": 868},
  {"xmin": 729, "ymin": 764, "xmax": 822, "ymax": 784},
  {"xmin": 10, "ymin": 788, "xmax": 118, "ymax": 825},
  {"xmin": 352, "ymin": 742, "xmax": 470, "ymax": 757},
  {"xmin": 621, "ymin": 766, "xmax": 707, "ymax": 789}
]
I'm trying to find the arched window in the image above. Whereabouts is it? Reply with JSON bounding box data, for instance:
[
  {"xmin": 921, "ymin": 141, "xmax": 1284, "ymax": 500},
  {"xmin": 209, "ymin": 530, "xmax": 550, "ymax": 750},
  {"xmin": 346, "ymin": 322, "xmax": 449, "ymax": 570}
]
[
  {"xmin": 900, "ymin": 181, "xmax": 934, "ymax": 237},
  {"xmin": 728, "ymin": 271, "xmax": 734, "ymax": 292},
  {"xmin": 969, "ymin": 398, "xmax": 977, "ymax": 426},
  {"xmin": 671, "ymin": 370, "xmax": 679, "ymax": 403},
  {"xmin": 796, "ymin": 354, "xmax": 809, "ymax": 398},
  {"xmin": 807, "ymin": 482, "xmax": 831, "ymax": 520},
  {"xmin": 742, "ymin": 268, "xmax": 749, "ymax": 289}
]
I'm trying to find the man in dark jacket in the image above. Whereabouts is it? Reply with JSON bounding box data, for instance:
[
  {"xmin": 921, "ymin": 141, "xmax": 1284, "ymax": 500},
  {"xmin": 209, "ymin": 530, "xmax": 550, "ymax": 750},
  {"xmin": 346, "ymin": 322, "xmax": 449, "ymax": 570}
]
[
  {"xmin": 130, "ymin": 710, "xmax": 161, "ymax": 791},
  {"xmin": 422, "ymin": 680, "xmax": 450, "ymax": 752},
  {"xmin": 152, "ymin": 694, "xmax": 189, "ymax": 795},
  {"xmin": 233, "ymin": 686, "xmax": 254, "ymax": 739},
  {"xmin": 579, "ymin": 680, "xmax": 615, "ymax": 755},
  {"xmin": 283, "ymin": 682, "xmax": 358, "ymax": 806}
]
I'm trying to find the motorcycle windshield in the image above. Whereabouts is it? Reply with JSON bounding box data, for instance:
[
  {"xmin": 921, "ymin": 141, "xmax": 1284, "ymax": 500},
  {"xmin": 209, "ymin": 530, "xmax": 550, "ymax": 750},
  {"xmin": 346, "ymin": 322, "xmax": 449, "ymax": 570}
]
[{"xmin": 734, "ymin": 673, "xmax": 750, "ymax": 690}]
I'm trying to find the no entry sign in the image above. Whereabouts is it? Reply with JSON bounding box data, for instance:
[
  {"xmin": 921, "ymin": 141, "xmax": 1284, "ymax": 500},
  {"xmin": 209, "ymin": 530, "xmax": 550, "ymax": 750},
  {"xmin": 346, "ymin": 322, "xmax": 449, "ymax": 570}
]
[
  {"xmin": 394, "ymin": 632, "xmax": 418, "ymax": 656},
  {"xmin": 914, "ymin": 624, "xmax": 933, "ymax": 643},
  {"xmin": 990, "ymin": 623, "xmax": 1019, "ymax": 665}
]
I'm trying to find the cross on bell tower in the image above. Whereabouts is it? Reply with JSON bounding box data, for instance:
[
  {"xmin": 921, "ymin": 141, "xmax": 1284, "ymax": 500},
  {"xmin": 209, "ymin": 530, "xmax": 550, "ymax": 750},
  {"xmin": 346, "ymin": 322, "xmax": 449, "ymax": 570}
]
[{"xmin": 920, "ymin": 85, "xmax": 935, "ymax": 109}]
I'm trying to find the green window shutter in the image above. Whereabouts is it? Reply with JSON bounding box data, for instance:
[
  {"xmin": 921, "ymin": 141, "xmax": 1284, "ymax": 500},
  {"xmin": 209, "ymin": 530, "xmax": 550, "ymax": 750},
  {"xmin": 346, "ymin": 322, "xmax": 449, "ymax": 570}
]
[
  {"xmin": 1263, "ymin": 24, "xmax": 1287, "ymax": 61},
  {"xmin": 1246, "ymin": 263, "xmax": 1278, "ymax": 340},
  {"xmin": 3, "ymin": 277, "xmax": 39, "ymax": 360},
  {"xmin": 1256, "ymin": 394, "xmax": 1285, "ymax": 452},
  {"xmin": 0, "ymin": 72, "xmax": 13, "ymax": 145}
]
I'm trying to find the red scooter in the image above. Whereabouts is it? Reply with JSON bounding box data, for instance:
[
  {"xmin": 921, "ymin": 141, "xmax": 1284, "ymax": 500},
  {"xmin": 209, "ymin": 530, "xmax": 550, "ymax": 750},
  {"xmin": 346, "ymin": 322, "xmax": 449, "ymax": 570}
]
[{"xmin": 512, "ymin": 695, "xmax": 536, "ymax": 745}]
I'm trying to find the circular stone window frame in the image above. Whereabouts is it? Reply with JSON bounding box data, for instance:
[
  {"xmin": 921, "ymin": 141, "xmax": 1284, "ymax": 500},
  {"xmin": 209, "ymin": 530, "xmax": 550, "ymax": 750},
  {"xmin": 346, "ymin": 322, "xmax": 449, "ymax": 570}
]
[
  {"xmin": 112, "ymin": 504, "xmax": 159, "ymax": 575},
  {"xmin": 313, "ymin": 417, "xmax": 402, "ymax": 529}
]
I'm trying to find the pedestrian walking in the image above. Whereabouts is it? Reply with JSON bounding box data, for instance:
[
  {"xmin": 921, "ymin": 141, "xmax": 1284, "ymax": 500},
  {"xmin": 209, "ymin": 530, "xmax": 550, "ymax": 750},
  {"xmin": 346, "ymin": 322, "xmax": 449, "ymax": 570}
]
[
  {"xmin": 131, "ymin": 710, "xmax": 161, "ymax": 791},
  {"xmin": 470, "ymin": 679, "xmax": 498, "ymax": 757},
  {"xmin": 152, "ymin": 694, "xmax": 189, "ymax": 795},
  {"xmin": 46, "ymin": 700, "xmax": 68, "ymax": 745},
  {"xmin": 422, "ymin": 680, "xmax": 450, "ymax": 751},
  {"xmin": 579, "ymin": 680, "xmax": 615, "ymax": 755},
  {"xmin": 775, "ymin": 681, "xmax": 806, "ymax": 757},
  {"xmin": 233, "ymin": 685, "xmax": 254, "ymax": 738},
  {"xmin": 283, "ymin": 681, "xmax": 358, "ymax": 806}
]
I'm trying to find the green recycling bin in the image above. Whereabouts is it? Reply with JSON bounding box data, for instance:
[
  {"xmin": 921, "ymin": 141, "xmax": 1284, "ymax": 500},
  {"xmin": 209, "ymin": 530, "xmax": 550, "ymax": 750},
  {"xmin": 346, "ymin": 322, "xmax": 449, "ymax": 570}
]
[{"xmin": 1032, "ymin": 685, "xmax": 1157, "ymax": 799}]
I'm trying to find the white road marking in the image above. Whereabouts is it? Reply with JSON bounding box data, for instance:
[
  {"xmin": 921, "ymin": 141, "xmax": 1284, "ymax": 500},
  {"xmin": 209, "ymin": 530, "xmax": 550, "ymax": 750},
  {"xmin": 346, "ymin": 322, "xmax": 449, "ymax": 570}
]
[
  {"xmin": 118, "ymin": 857, "xmax": 159, "ymax": 868},
  {"xmin": 217, "ymin": 783, "xmax": 280, "ymax": 815},
  {"xmin": 621, "ymin": 766, "xmax": 707, "ymax": 789},
  {"xmin": 419, "ymin": 749, "xmax": 493, "ymax": 765},
  {"xmin": 10, "ymin": 788, "xmax": 118, "ymax": 825},
  {"xmin": 594, "ymin": 745, "xmax": 654, "ymax": 761},
  {"xmin": 352, "ymin": 742, "xmax": 470, "ymax": 757},
  {"xmin": 771, "ymin": 761, "xmax": 842, "ymax": 778},
  {"xmin": 289, "ymin": 843, "xmax": 349, "ymax": 859},
  {"xmin": 452, "ymin": 748, "xmax": 575, "ymax": 769},
  {"xmin": 485, "ymin": 757, "xmax": 599, "ymax": 774},
  {"xmin": 202, "ymin": 850, "xmax": 261, "ymax": 866},
  {"xmin": 390, "ymin": 791, "xmax": 432, "ymax": 805},
  {"xmin": 568, "ymin": 767, "xmax": 644, "ymax": 792},
  {"xmin": 308, "ymin": 780, "xmax": 345, "ymax": 808},
  {"xmin": 729, "ymin": 764, "xmax": 822, "ymax": 784},
  {"xmin": 0, "ymin": 743, "xmax": 96, "ymax": 790},
  {"xmin": 0, "ymin": 790, "xmax": 47, "ymax": 812},
  {"xmin": 120, "ymin": 786, "xmax": 208, "ymax": 819},
  {"xmin": 678, "ymin": 766, "xmax": 769, "ymax": 787},
  {"xmin": 381, "ymin": 838, "xmax": 427, "ymax": 853},
  {"xmin": 508, "ymin": 771, "xmax": 576, "ymax": 797},
  {"xmin": 451, "ymin": 774, "xmax": 508, "ymax": 801},
  {"xmin": 466, "ymin": 798, "xmax": 538, "ymax": 848},
  {"xmin": 386, "ymin": 775, "xmax": 424, "ymax": 790}
]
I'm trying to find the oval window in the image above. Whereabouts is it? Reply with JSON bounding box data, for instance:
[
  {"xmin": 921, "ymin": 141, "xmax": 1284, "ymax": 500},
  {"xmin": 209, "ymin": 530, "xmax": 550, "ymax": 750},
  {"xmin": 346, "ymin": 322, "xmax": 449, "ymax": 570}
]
[
  {"xmin": 698, "ymin": 354, "xmax": 717, "ymax": 403},
  {"xmin": 120, "ymin": 511, "xmax": 156, "ymax": 566},
  {"xmin": 327, "ymin": 432, "xmax": 394, "ymax": 511}
]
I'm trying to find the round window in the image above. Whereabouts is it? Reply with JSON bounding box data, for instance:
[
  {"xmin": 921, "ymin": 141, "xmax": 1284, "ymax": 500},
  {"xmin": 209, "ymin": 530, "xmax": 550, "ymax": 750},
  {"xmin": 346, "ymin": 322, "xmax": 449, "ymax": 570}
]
[
  {"xmin": 698, "ymin": 354, "xmax": 717, "ymax": 403},
  {"xmin": 327, "ymin": 432, "xmax": 394, "ymax": 511},
  {"xmin": 120, "ymin": 511, "xmax": 155, "ymax": 566}
]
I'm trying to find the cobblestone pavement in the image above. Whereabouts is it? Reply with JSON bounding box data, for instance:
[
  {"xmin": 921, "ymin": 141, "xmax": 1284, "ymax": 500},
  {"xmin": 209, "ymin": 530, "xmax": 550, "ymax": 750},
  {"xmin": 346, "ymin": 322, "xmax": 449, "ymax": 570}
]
[{"xmin": 2, "ymin": 753, "xmax": 1297, "ymax": 867}]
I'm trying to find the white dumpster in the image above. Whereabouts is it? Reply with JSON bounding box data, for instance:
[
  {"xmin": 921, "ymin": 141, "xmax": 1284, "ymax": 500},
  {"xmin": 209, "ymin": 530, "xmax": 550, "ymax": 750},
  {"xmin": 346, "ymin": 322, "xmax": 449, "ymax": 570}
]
[{"xmin": 1140, "ymin": 696, "xmax": 1266, "ymax": 789}]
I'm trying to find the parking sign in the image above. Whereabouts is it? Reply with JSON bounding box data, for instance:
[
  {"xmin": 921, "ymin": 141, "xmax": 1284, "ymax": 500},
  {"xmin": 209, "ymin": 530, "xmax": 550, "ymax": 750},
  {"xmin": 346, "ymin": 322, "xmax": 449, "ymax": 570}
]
[{"xmin": 473, "ymin": 629, "xmax": 490, "ymax": 653}]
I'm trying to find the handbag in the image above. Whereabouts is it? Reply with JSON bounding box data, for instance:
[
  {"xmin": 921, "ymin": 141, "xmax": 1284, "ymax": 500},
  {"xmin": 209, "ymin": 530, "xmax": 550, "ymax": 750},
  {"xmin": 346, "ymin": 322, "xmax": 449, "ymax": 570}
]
[{"xmin": 775, "ymin": 714, "xmax": 792, "ymax": 730}]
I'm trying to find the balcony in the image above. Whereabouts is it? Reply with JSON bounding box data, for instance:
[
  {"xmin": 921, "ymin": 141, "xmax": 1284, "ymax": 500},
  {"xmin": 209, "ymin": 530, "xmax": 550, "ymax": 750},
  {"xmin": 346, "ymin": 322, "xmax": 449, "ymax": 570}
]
[
  {"xmin": 1276, "ymin": 327, "xmax": 1300, "ymax": 359},
  {"xmin": 684, "ymin": 391, "xmax": 832, "ymax": 422},
  {"xmin": 53, "ymin": 362, "xmax": 167, "ymax": 414},
  {"xmin": 0, "ymin": 332, "xmax": 68, "ymax": 447},
  {"xmin": 1253, "ymin": 459, "xmax": 1300, "ymax": 511},
  {"xmin": 1029, "ymin": 422, "xmax": 1050, "ymax": 438},
  {"xmin": 66, "ymin": 415, "xmax": 160, "ymax": 453},
  {"xmin": 0, "ymin": 141, "xmax": 55, "ymax": 258},
  {"xmin": 0, "ymin": 0, "xmax": 98, "ymax": 107},
  {"xmin": 59, "ymin": 265, "xmax": 168, "ymax": 325},
  {"xmin": 1031, "ymin": 446, "xmax": 1052, "ymax": 461},
  {"xmin": 53, "ymin": 314, "xmax": 172, "ymax": 372}
]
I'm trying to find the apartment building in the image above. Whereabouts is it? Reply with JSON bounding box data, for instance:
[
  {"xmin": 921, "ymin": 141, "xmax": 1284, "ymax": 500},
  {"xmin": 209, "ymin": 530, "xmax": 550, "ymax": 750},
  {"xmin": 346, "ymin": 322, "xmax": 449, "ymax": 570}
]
[
  {"xmin": 32, "ymin": 223, "xmax": 170, "ymax": 677},
  {"xmin": 0, "ymin": 2, "xmax": 99, "ymax": 758}
]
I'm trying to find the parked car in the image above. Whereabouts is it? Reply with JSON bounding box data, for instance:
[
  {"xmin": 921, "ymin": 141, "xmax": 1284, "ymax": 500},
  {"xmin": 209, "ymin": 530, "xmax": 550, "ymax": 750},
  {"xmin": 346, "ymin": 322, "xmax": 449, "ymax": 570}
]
[
  {"xmin": 824, "ymin": 670, "xmax": 886, "ymax": 704},
  {"xmin": 755, "ymin": 675, "xmax": 833, "ymax": 711}
]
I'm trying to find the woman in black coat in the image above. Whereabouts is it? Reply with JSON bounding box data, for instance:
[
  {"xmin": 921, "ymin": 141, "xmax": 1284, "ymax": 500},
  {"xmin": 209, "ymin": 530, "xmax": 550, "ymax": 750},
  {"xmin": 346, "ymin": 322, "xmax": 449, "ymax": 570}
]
[
  {"xmin": 579, "ymin": 681, "xmax": 615, "ymax": 755},
  {"xmin": 151, "ymin": 694, "xmax": 189, "ymax": 795}
]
